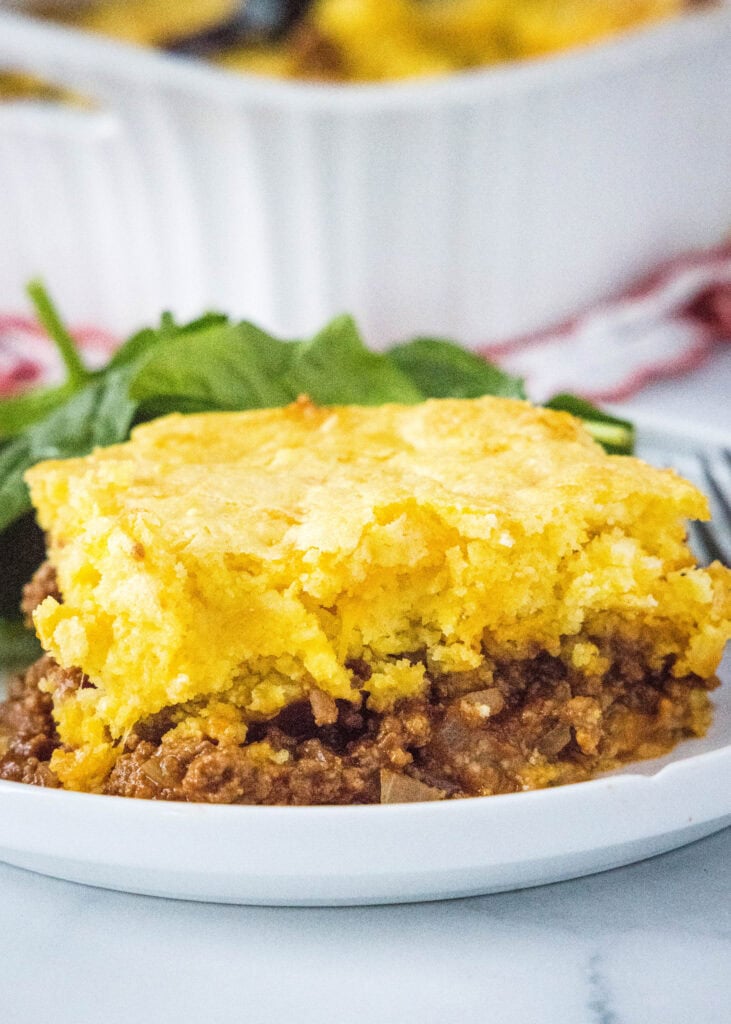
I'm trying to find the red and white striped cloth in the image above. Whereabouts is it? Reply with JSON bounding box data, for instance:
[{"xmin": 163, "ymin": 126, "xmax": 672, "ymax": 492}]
[
  {"xmin": 478, "ymin": 243, "xmax": 731, "ymax": 402},
  {"xmin": 2, "ymin": 245, "xmax": 730, "ymax": 403},
  {"xmin": 0, "ymin": 316, "xmax": 116, "ymax": 398}
]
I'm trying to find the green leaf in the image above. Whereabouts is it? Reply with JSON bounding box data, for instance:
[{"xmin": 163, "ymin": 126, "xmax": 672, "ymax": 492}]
[
  {"xmin": 0, "ymin": 370, "xmax": 137, "ymax": 533},
  {"xmin": 0, "ymin": 436, "xmax": 35, "ymax": 532},
  {"xmin": 129, "ymin": 321, "xmax": 296, "ymax": 411},
  {"xmin": 0, "ymin": 618, "xmax": 41, "ymax": 670},
  {"xmin": 134, "ymin": 395, "xmax": 220, "ymax": 422},
  {"xmin": 106, "ymin": 326, "xmax": 164, "ymax": 370},
  {"xmin": 26, "ymin": 370, "xmax": 137, "ymax": 461},
  {"xmin": 0, "ymin": 380, "xmax": 79, "ymax": 440},
  {"xmin": 130, "ymin": 316, "xmax": 422, "ymax": 413},
  {"xmin": 545, "ymin": 394, "xmax": 634, "ymax": 455},
  {"xmin": 389, "ymin": 336, "xmax": 527, "ymax": 401},
  {"xmin": 287, "ymin": 316, "xmax": 422, "ymax": 406},
  {"xmin": 171, "ymin": 311, "xmax": 230, "ymax": 335},
  {"xmin": 27, "ymin": 279, "xmax": 89, "ymax": 388},
  {"xmin": 0, "ymin": 283, "xmax": 97, "ymax": 439},
  {"xmin": 107, "ymin": 311, "xmax": 230, "ymax": 370}
]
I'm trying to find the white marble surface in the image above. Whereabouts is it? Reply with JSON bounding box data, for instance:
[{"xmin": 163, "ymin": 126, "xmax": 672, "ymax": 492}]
[
  {"xmin": 0, "ymin": 350, "xmax": 728, "ymax": 1024},
  {"xmin": 0, "ymin": 828, "xmax": 727, "ymax": 1023}
]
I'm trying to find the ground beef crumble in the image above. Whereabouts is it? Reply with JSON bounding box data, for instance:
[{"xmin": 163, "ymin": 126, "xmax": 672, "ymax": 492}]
[
  {"xmin": 0, "ymin": 656, "xmax": 60, "ymax": 787},
  {"xmin": 20, "ymin": 560, "xmax": 61, "ymax": 628}
]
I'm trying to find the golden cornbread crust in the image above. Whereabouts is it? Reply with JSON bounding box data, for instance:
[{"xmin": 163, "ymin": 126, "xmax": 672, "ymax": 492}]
[{"xmin": 2, "ymin": 396, "xmax": 729, "ymax": 802}]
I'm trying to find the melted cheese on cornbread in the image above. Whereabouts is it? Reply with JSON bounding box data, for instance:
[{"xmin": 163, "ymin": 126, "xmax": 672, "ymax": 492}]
[{"xmin": 26, "ymin": 396, "xmax": 730, "ymax": 791}]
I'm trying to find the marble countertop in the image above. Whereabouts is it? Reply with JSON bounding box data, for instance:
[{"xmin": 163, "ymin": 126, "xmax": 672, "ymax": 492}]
[
  {"xmin": 0, "ymin": 826, "xmax": 728, "ymax": 1024},
  {"xmin": 0, "ymin": 350, "xmax": 728, "ymax": 1024}
]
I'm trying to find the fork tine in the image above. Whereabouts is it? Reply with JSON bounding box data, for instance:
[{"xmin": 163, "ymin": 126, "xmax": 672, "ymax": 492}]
[
  {"xmin": 685, "ymin": 522, "xmax": 713, "ymax": 567},
  {"xmin": 670, "ymin": 452, "xmax": 731, "ymax": 568},
  {"xmin": 687, "ymin": 520, "xmax": 729, "ymax": 568},
  {"xmin": 699, "ymin": 455, "xmax": 731, "ymax": 532}
]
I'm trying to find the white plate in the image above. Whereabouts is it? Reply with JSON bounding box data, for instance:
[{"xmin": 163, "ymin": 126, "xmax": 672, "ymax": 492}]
[{"xmin": 0, "ymin": 413, "xmax": 728, "ymax": 905}]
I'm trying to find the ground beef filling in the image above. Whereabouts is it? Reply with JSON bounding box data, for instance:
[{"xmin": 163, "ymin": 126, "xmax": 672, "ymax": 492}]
[
  {"xmin": 0, "ymin": 649, "xmax": 715, "ymax": 804},
  {"xmin": 0, "ymin": 657, "xmax": 60, "ymax": 788},
  {"xmin": 19, "ymin": 560, "xmax": 61, "ymax": 628},
  {"xmin": 0, "ymin": 561, "xmax": 715, "ymax": 804}
]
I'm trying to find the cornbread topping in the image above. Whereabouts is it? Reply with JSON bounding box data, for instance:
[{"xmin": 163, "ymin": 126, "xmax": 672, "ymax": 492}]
[{"xmin": 1, "ymin": 395, "xmax": 729, "ymax": 802}]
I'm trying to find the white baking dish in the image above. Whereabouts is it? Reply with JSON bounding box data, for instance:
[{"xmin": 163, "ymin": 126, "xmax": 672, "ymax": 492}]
[{"xmin": 0, "ymin": 5, "xmax": 729, "ymax": 344}]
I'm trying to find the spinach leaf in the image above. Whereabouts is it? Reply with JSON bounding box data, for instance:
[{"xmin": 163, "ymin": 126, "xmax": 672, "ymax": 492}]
[
  {"xmin": 27, "ymin": 279, "xmax": 88, "ymax": 389},
  {"xmin": 0, "ymin": 619, "xmax": 41, "ymax": 670},
  {"xmin": 107, "ymin": 311, "xmax": 230, "ymax": 370},
  {"xmin": 286, "ymin": 316, "xmax": 422, "ymax": 406},
  {"xmin": 389, "ymin": 336, "xmax": 526, "ymax": 401},
  {"xmin": 0, "ymin": 282, "xmax": 93, "ymax": 438},
  {"xmin": 545, "ymin": 394, "xmax": 634, "ymax": 455},
  {"xmin": 130, "ymin": 315, "xmax": 423, "ymax": 412},
  {"xmin": 0, "ymin": 436, "xmax": 36, "ymax": 533},
  {"xmin": 0, "ymin": 370, "xmax": 137, "ymax": 533},
  {"xmin": 0, "ymin": 380, "xmax": 78, "ymax": 440},
  {"xmin": 129, "ymin": 321, "xmax": 296, "ymax": 411}
]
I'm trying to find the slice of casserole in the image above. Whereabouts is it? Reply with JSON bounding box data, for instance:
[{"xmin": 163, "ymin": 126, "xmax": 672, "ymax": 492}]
[{"xmin": 4, "ymin": 395, "xmax": 729, "ymax": 802}]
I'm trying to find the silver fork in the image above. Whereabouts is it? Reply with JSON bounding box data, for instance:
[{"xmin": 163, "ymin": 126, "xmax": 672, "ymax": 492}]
[{"xmin": 674, "ymin": 450, "xmax": 731, "ymax": 568}]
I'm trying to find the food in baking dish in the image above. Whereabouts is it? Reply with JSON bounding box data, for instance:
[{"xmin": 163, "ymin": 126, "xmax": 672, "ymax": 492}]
[
  {"xmin": 218, "ymin": 0, "xmax": 690, "ymax": 82},
  {"xmin": 18, "ymin": 0, "xmax": 694, "ymax": 84},
  {"xmin": 1, "ymin": 395, "xmax": 728, "ymax": 803}
]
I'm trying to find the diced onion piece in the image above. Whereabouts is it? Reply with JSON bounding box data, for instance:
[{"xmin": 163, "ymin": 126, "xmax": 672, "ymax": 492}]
[
  {"xmin": 140, "ymin": 757, "xmax": 166, "ymax": 785},
  {"xmin": 380, "ymin": 768, "xmax": 445, "ymax": 804}
]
